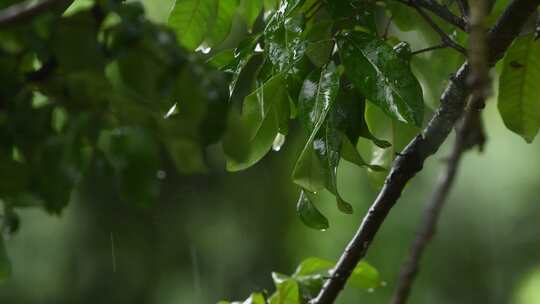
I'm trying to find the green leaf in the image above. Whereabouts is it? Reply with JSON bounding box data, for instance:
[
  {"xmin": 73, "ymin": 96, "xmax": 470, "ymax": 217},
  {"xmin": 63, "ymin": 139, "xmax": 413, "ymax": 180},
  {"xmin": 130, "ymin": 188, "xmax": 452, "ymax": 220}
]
[
  {"xmin": 498, "ymin": 33, "xmax": 540, "ymax": 143},
  {"xmin": 363, "ymin": 102, "xmax": 418, "ymax": 189},
  {"xmin": 221, "ymin": 36, "xmax": 260, "ymax": 97},
  {"xmin": 270, "ymin": 273, "xmax": 301, "ymax": 304},
  {"xmin": 293, "ymin": 257, "xmax": 382, "ymax": 290},
  {"xmin": 349, "ymin": 261, "xmax": 382, "ymax": 290},
  {"xmin": 264, "ymin": 1, "xmax": 307, "ymax": 73},
  {"xmin": 296, "ymin": 190, "xmax": 329, "ymax": 230},
  {"xmin": 207, "ymin": 0, "xmax": 237, "ymax": 46},
  {"xmin": 240, "ymin": 0, "xmax": 263, "ymax": 30},
  {"xmin": 224, "ymin": 74, "xmax": 289, "ymax": 171},
  {"xmin": 338, "ymin": 31, "xmax": 424, "ymax": 126},
  {"xmin": 293, "ymin": 257, "xmax": 333, "ymax": 277},
  {"xmin": 244, "ymin": 293, "xmax": 266, "ymax": 304},
  {"xmin": 293, "ymin": 64, "xmax": 340, "ymax": 193},
  {"xmin": 303, "ymin": 18, "xmax": 334, "ymax": 67},
  {"xmin": 218, "ymin": 292, "xmax": 266, "ymax": 304},
  {"xmin": 0, "ymin": 237, "xmax": 10, "ymax": 282},
  {"xmin": 386, "ymin": 1, "xmax": 416, "ymax": 31},
  {"xmin": 169, "ymin": 0, "xmax": 217, "ymax": 50},
  {"xmin": 208, "ymin": 49, "xmax": 235, "ymax": 69}
]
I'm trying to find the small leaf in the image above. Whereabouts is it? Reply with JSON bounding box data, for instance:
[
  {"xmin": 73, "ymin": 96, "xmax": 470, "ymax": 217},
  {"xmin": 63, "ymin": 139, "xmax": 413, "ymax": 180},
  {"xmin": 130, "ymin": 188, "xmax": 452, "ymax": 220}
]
[
  {"xmin": 269, "ymin": 273, "xmax": 300, "ymax": 304},
  {"xmin": 293, "ymin": 257, "xmax": 333, "ymax": 277},
  {"xmin": 349, "ymin": 261, "xmax": 382, "ymax": 290},
  {"xmin": 338, "ymin": 31, "xmax": 424, "ymax": 126},
  {"xmin": 498, "ymin": 33, "xmax": 540, "ymax": 143},
  {"xmin": 169, "ymin": 0, "xmax": 217, "ymax": 50},
  {"xmin": 240, "ymin": 0, "xmax": 263, "ymax": 30},
  {"xmin": 207, "ymin": 0, "xmax": 237, "ymax": 46},
  {"xmin": 296, "ymin": 190, "xmax": 329, "ymax": 231}
]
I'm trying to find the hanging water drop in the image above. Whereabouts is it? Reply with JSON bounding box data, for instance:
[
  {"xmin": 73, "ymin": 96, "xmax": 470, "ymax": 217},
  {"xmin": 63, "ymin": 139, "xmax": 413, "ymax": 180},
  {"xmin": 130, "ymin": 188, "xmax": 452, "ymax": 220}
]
[
  {"xmin": 195, "ymin": 43, "xmax": 212, "ymax": 54},
  {"xmin": 164, "ymin": 103, "xmax": 179, "ymax": 119},
  {"xmin": 272, "ymin": 133, "xmax": 286, "ymax": 151}
]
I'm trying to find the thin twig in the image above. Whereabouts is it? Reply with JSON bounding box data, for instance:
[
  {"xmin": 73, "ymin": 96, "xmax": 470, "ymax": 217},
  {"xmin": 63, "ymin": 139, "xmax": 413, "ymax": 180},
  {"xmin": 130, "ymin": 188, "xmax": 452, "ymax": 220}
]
[
  {"xmin": 411, "ymin": 44, "xmax": 447, "ymax": 55},
  {"xmin": 394, "ymin": 0, "xmax": 468, "ymax": 31},
  {"xmin": 309, "ymin": 1, "xmax": 540, "ymax": 303},
  {"xmin": 468, "ymin": 0, "xmax": 491, "ymax": 108},
  {"xmin": 411, "ymin": 1, "xmax": 467, "ymax": 55},
  {"xmin": 383, "ymin": 15, "xmax": 394, "ymax": 39},
  {"xmin": 0, "ymin": 0, "xmax": 70, "ymax": 26},
  {"xmin": 391, "ymin": 104, "xmax": 486, "ymax": 304}
]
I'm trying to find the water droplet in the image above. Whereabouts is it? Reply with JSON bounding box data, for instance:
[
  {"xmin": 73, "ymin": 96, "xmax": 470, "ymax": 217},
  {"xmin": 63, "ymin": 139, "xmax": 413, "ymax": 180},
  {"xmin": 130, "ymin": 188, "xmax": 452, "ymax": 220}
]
[
  {"xmin": 164, "ymin": 103, "xmax": 179, "ymax": 119},
  {"xmin": 254, "ymin": 43, "xmax": 264, "ymax": 53},
  {"xmin": 367, "ymin": 288, "xmax": 375, "ymax": 293},
  {"xmin": 272, "ymin": 133, "xmax": 286, "ymax": 151},
  {"xmin": 381, "ymin": 281, "xmax": 387, "ymax": 287},
  {"xmin": 195, "ymin": 43, "xmax": 212, "ymax": 54}
]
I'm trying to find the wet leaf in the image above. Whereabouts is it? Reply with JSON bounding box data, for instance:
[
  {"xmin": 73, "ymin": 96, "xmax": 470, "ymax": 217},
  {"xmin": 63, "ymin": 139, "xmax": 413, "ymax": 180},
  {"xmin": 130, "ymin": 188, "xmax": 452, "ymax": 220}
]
[
  {"xmin": 224, "ymin": 74, "xmax": 289, "ymax": 171},
  {"xmin": 297, "ymin": 190, "xmax": 329, "ymax": 230},
  {"xmin": 338, "ymin": 31, "xmax": 424, "ymax": 126},
  {"xmin": 169, "ymin": 0, "xmax": 217, "ymax": 50},
  {"xmin": 498, "ymin": 33, "xmax": 540, "ymax": 143}
]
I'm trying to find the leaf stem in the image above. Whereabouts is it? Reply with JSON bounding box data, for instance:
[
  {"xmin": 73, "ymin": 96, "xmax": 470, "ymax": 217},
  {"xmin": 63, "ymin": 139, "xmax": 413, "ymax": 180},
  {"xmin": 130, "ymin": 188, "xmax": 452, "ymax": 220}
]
[{"xmin": 410, "ymin": 44, "xmax": 447, "ymax": 55}]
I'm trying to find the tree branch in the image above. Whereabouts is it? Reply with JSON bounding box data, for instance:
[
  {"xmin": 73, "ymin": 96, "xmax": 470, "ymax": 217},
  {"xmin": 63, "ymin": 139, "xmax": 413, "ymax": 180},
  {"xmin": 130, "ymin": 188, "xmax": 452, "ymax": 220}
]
[
  {"xmin": 0, "ymin": 0, "xmax": 70, "ymax": 26},
  {"xmin": 411, "ymin": 2, "xmax": 467, "ymax": 55},
  {"xmin": 391, "ymin": 106, "xmax": 486, "ymax": 304},
  {"xmin": 394, "ymin": 0, "xmax": 468, "ymax": 32},
  {"xmin": 309, "ymin": 1, "xmax": 540, "ymax": 303}
]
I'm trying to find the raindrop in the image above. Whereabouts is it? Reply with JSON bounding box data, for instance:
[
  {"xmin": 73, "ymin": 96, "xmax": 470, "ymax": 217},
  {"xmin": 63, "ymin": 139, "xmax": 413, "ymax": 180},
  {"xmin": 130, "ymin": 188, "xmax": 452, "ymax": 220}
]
[
  {"xmin": 367, "ymin": 288, "xmax": 375, "ymax": 293},
  {"xmin": 254, "ymin": 43, "xmax": 264, "ymax": 53},
  {"xmin": 195, "ymin": 43, "xmax": 212, "ymax": 54},
  {"xmin": 164, "ymin": 103, "xmax": 179, "ymax": 119},
  {"xmin": 272, "ymin": 133, "xmax": 286, "ymax": 151}
]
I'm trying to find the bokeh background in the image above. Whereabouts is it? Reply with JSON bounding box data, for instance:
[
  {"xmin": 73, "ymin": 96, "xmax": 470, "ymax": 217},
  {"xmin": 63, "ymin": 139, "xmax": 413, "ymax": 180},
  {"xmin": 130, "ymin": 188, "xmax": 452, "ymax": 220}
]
[{"xmin": 1, "ymin": 1, "xmax": 540, "ymax": 303}]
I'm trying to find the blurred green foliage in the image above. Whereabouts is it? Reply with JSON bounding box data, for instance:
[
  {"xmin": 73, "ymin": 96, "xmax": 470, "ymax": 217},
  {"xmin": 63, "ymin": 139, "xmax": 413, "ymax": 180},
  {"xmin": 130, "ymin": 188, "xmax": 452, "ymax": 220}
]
[{"xmin": 0, "ymin": 0, "xmax": 540, "ymax": 303}]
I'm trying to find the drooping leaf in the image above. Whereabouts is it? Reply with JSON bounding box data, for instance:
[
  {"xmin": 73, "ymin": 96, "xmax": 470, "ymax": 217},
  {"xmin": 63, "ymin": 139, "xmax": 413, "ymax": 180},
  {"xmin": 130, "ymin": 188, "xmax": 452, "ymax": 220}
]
[
  {"xmin": 240, "ymin": 0, "xmax": 263, "ymax": 30},
  {"xmin": 168, "ymin": 0, "xmax": 217, "ymax": 50},
  {"xmin": 207, "ymin": 0, "xmax": 237, "ymax": 46},
  {"xmin": 363, "ymin": 102, "xmax": 419, "ymax": 189},
  {"xmin": 498, "ymin": 33, "xmax": 540, "ymax": 143},
  {"xmin": 338, "ymin": 31, "xmax": 424, "ymax": 126},
  {"xmin": 264, "ymin": 0, "xmax": 307, "ymax": 73},
  {"xmin": 224, "ymin": 74, "xmax": 289, "ymax": 171},
  {"xmin": 296, "ymin": 190, "xmax": 329, "ymax": 230},
  {"xmin": 293, "ymin": 64, "xmax": 340, "ymax": 193}
]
